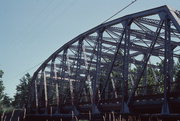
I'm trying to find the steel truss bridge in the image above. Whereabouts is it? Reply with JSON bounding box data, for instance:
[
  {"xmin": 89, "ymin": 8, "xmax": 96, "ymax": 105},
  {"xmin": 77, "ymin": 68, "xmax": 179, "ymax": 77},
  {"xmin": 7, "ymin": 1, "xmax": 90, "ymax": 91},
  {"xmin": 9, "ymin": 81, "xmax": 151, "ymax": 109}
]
[{"xmin": 26, "ymin": 5, "xmax": 180, "ymax": 121}]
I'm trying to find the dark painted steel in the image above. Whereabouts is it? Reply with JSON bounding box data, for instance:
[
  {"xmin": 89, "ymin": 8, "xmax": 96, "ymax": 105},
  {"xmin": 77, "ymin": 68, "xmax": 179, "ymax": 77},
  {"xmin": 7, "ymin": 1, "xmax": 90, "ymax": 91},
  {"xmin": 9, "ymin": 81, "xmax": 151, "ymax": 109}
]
[{"xmin": 27, "ymin": 5, "xmax": 180, "ymax": 121}]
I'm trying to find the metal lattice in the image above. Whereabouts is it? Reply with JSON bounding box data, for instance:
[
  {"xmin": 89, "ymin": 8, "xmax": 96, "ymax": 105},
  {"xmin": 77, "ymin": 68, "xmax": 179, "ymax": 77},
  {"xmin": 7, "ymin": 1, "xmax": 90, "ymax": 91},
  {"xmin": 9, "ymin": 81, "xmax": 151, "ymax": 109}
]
[{"xmin": 27, "ymin": 5, "xmax": 180, "ymax": 121}]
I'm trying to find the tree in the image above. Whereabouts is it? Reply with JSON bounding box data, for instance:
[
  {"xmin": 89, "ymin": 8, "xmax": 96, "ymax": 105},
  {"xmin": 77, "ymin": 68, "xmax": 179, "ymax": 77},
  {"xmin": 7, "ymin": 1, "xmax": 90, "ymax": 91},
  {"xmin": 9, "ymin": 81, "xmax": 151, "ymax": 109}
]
[
  {"xmin": 12, "ymin": 73, "xmax": 31, "ymax": 108},
  {"xmin": 3, "ymin": 94, "xmax": 12, "ymax": 107},
  {"xmin": 0, "ymin": 70, "xmax": 5, "ymax": 113},
  {"xmin": 0, "ymin": 70, "xmax": 5, "ymax": 101},
  {"xmin": 0, "ymin": 70, "xmax": 14, "ymax": 114},
  {"xmin": 174, "ymin": 58, "xmax": 180, "ymax": 91}
]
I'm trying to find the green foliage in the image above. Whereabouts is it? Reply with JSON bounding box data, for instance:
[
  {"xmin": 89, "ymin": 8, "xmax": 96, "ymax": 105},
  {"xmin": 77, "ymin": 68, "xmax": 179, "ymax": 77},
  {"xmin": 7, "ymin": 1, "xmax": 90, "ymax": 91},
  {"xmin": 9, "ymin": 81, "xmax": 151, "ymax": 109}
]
[
  {"xmin": 0, "ymin": 70, "xmax": 13, "ymax": 115},
  {"xmin": 0, "ymin": 70, "xmax": 5, "ymax": 114},
  {"xmin": 3, "ymin": 94, "xmax": 12, "ymax": 107},
  {"xmin": 0, "ymin": 70, "xmax": 5, "ymax": 101},
  {"xmin": 174, "ymin": 58, "xmax": 180, "ymax": 91},
  {"xmin": 0, "ymin": 70, "xmax": 4, "ymax": 78},
  {"xmin": 130, "ymin": 62, "xmax": 164, "ymax": 95},
  {"xmin": 12, "ymin": 73, "xmax": 31, "ymax": 108},
  {"xmin": 2, "ymin": 106, "xmax": 14, "ymax": 113}
]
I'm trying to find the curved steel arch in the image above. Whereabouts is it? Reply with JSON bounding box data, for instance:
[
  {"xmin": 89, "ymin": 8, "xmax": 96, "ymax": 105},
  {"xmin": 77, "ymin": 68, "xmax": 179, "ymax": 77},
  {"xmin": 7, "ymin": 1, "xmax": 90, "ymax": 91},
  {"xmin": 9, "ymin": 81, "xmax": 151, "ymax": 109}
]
[{"xmin": 27, "ymin": 5, "xmax": 180, "ymax": 120}]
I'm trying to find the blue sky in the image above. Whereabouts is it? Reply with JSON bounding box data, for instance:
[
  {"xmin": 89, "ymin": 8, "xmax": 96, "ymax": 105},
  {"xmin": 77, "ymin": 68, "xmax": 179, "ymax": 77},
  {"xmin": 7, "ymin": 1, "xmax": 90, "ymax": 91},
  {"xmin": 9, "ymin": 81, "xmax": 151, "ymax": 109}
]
[{"xmin": 0, "ymin": 0, "xmax": 179, "ymax": 97}]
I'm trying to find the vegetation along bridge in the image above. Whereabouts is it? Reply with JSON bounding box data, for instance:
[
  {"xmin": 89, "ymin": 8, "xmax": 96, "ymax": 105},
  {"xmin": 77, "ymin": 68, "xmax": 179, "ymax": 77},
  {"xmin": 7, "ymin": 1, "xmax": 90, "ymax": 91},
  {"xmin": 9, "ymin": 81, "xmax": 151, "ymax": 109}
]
[{"xmin": 25, "ymin": 5, "xmax": 180, "ymax": 121}]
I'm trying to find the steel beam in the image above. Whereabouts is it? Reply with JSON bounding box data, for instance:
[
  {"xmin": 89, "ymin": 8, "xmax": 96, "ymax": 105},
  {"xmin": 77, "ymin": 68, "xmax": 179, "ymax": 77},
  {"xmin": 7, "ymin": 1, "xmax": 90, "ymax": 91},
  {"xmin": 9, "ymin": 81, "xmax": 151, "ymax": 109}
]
[
  {"xmin": 161, "ymin": 16, "xmax": 172, "ymax": 115},
  {"xmin": 122, "ymin": 20, "xmax": 131, "ymax": 113},
  {"xmin": 92, "ymin": 30, "xmax": 103, "ymax": 114},
  {"xmin": 127, "ymin": 18, "xmax": 165, "ymax": 106}
]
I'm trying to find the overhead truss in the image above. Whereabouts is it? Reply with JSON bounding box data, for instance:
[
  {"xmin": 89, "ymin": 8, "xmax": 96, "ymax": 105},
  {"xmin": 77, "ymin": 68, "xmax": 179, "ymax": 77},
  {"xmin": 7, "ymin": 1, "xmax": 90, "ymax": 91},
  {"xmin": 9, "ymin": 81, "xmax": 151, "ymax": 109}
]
[{"xmin": 27, "ymin": 5, "xmax": 180, "ymax": 121}]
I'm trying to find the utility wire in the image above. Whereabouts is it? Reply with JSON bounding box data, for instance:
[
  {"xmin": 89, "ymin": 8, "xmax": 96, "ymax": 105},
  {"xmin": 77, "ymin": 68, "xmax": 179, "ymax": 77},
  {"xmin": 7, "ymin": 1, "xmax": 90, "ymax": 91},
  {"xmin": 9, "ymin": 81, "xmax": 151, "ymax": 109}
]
[
  {"xmin": 16, "ymin": 61, "xmax": 44, "ymax": 77},
  {"xmin": 9, "ymin": 0, "xmax": 55, "ymax": 48},
  {"xmin": 16, "ymin": 0, "xmax": 136, "ymax": 77},
  {"xmin": 15, "ymin": 0, "xmax": 79, "ymax": 77},
  {"xmin": 102, "ymin": 0, "xmax": 137, "ymax": 24}
]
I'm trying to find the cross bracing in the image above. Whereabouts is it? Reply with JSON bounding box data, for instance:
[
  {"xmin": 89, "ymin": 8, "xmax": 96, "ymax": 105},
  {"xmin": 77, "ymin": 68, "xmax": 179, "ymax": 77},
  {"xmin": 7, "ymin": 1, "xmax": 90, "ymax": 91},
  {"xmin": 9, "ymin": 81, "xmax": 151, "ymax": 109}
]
[{"xmin": 26, "ymin": 5, "xmax": 180, "ymax": 121}]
